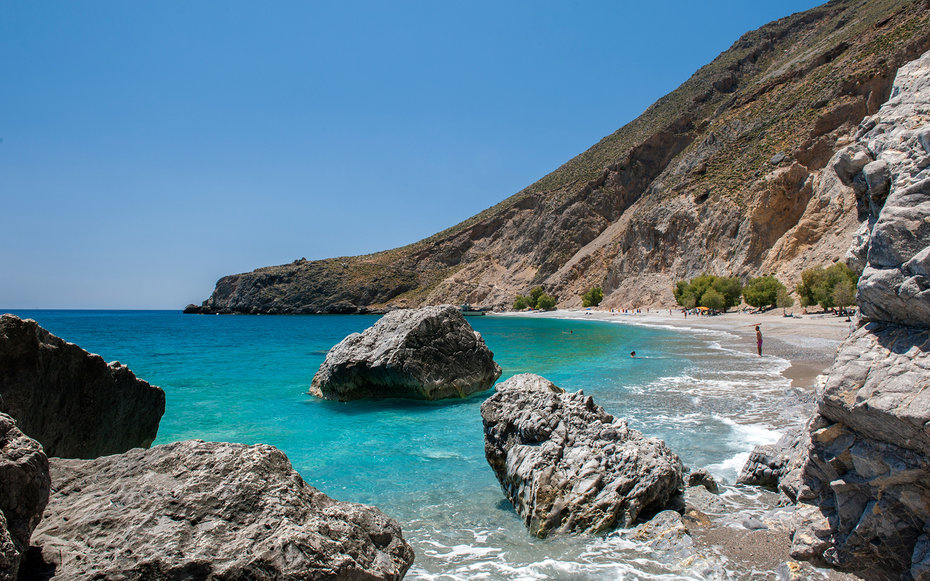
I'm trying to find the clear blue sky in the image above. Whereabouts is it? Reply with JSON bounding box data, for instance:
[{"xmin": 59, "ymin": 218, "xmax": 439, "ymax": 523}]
[{"xmin": 1, "ymin": 1, "xmax": 821, "ymax": 309}]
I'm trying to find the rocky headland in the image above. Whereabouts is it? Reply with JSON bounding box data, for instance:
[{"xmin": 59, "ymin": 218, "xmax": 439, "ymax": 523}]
[
  {"xmin": 0, "ymin": 314, "xmax": 166, "ymax": 459},
  {"xmin": 310, "ymin": 305, "xmax": 501, "ymax": 401},
  {"xmin": 187, "ymin": 0, "xmax": 930, "ymax": 315},
  {"xmin": 481, "ymin": 373, "xmax": 683, "ymax": 537}
]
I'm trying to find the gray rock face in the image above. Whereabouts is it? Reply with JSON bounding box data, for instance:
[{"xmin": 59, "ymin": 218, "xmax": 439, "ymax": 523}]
[
  {"xmin": 310, "ymin": 305, "xmax": 501, "ymax": 401},
  {"xmin": 737, "ymin": 425, "xmax": 809, "ymax": 502},
  {"xmin": 480, "ymin": 373, "xmax": 683, "ymax": 537},
  {"xmin": 686, "ymin": 468, "xmax": 719, "ymax": 494},
  {"xmin": 0, "ymin": 512, "xmax": 16, "ymax": 581},
  {"xmin": 847, "ymin": 49, "xmax": 930, "ymax": 328},
  {"xmin": 792, "ymin": 323, "xmax": 930, "ymax": 577},
  {"xmin": 791, "ymin": 49, "xmax": 930, "ymax": 580},
  {"xmin": 0, "ymin": 314, "xmax": 165, "ymax": 458},
  {"xmin": 0, "ymin": 413, "xmax": 50, "ymax": 580},
  {"xmin": 27, "ymin": 440, "xmax": 414, "ymax": 580}
]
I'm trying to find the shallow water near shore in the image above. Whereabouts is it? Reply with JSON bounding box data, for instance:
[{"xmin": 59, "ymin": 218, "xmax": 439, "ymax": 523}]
[{"xmin": 8, "ymin": 309, "xmax": 798, "ymax": 579}]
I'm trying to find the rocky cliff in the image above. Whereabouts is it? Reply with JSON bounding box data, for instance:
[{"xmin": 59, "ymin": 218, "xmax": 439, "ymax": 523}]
[
  {"xmin": 787, "ymin": 47, "xmax": 930, "ymax": 580},
  {"xmin": 187, "ymin": 0, "xmax": 930, "ymax": 314}
]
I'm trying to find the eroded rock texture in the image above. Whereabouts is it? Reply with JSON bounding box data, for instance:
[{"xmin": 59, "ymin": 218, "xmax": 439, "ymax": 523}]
[
  {"xmin": 27, "ymin": 440, "xmax": 414, "ymax": 580},
  {"xmin": 790, "ymin": 48, "xmax": 930, "ymax": 580},
  {"xmin": 481, "ymin": 374, "xmax": 683, "ymax": 537},
  {"xmin": 0, "ymin": 314, "xmax": 165, "ymax": 458},
  {"xmin": 0, "ymin": 413, "xmax": 50, "ymax": 581},
  {"xmin": 737, "ymin": 425, "xmax": 809, "ymax": 502},
  {"xmin": 310, "ymin": 305, "xmax": 501, "ymax": 401}
]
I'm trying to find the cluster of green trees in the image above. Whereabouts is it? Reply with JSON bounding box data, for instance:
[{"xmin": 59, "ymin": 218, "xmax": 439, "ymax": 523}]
[
  {"xmin": 581, "ymin": 286, "xmax": 603, "ymax": 307},
  {"xmin": 742, "ymin": 275, "xmax": 794, "ymax": 312},
  {"xmin": 513, "ymin": 286, "xmax": 557, "ymax": 311},
  {"xmin": 674, "ymin": 263, "xmax": 858, "ymax": 313},
  {"xmin": 795, "ymin": 263, "xmax": 858, "ymax": 311},
  {"xmin": 673, "ymin": 275, "xmax": 742, "ymax": 311}
]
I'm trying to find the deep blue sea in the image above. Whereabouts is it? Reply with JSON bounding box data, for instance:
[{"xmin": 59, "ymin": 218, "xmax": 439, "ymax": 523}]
[{"xmin": 7, "ymin": 310, "xmax": 793, "ymax": 580}]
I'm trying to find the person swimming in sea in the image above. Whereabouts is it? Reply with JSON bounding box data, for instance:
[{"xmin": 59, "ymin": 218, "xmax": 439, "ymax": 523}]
[{"xmin": 630, "ymin": 351, "xmax": 636, "ymax": 358}]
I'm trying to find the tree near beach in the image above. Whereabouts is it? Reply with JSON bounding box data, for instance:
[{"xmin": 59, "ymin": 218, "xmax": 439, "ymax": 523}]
[
  {"xmin": 795, "ymin": 263, "xmax": 858, "ymax": 311},
  {"xmin": 581, "ymin": 286, "xmax": 604, "ymax": 307},
  {"xmin": 513, "ymin": 287, "xmax": 558, "ymax": 311},
  {"xmin": 674, "ymin": 274, "xmax": 742, "ymax": 312},
  {"xmin": 535, "ymin": 294, "xmax": 557, "ymax": 310},
  {"xmin": 742, "ymin": 275, "xmax": 788, "ymax": 309},
  {"xmin": 776, "ymin": 287, "xmax": 794, "ymax": 316},
  {"xmin": 833, "ymin": 278, "xmax": 856, "ymax": 314}
]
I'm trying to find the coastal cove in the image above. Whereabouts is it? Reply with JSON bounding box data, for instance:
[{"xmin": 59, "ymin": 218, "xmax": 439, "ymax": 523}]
[{"xmin": 5, "ymin": 309, "xmax": 826, "ymax": 579}]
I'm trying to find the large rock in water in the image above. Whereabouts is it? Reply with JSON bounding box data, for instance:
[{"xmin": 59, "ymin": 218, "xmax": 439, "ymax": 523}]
[
  {"xmin": 0, "ymin": 314, "xmax": 165, "ymax": 458},
  {"xmin": 310, "ymin": 305, "xmax": 501, "ymax": 401},
  {"xmin": 789, "ymin": 49, "xmax": 930, "ymax": 580},
  {"xmin": 26, "ymin": 440, "xmax": 414, "ymax": 580},
  {"xmin": 480, "ymin": 374, "xmax": 683, "ymax": 537},
  {"xmin": 0, "ymin": 413, "xmax": 50, "ymax": 581}
]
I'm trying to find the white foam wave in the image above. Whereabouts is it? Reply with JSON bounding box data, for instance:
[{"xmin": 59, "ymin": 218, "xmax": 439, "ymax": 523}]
[{"xmin": 716, "ymin": 415, "xmax": 781, "ymax": 448}]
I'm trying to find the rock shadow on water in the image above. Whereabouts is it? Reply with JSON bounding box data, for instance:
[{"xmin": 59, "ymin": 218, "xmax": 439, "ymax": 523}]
[{"xmin": 303, "ymin": 385, "xmax": 494, "ymax": 415}]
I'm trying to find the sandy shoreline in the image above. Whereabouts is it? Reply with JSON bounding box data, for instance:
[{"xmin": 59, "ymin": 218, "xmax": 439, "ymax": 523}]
[{"xmin": 496, "ymin": 308, "xmax": 853, "ymax": 389}]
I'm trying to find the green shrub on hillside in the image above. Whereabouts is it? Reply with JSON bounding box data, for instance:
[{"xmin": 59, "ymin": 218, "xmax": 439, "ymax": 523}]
[
  {"xmin": 513, "ymin": 289, "xmax": 557, "ymax": 311},
  {"xmin": 581, "ymin": 286, "xmax": 604, "ymax": 307},
  {"xmin": 674, "ymin": 274, "xmax": 742, "ymax": 311},
  {"xmin": 742, "ymin": 275, "xmax": 788, "ymax": 309},
  {"xmin": 536, "ymin": 294, "xmax": 557, "ymax": 310},
  {"xmin": 529, "ymin": 286, "xmax": 545, "ymax": 305},
  {"xmin": 796, "ymin": 263, "xmax": 858, "ymax": 310}
]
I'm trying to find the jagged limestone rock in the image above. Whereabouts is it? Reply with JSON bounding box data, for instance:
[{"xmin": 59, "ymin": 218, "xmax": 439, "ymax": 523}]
[
  {"xmin": 791, "ymin": 48, "xmax": 930, "ymax": 580},
  {"xmin": 686, "ymin": 468, "xmax": 719, "ymax": 494},
  {"xmin": 27, "ymin": 440, "xmax": 414, "ymax": 580},
  {"xmin": 0, "ymin": 314, "xmax": 165, "ymax": 459},
  {"xmin": 737, "ymin": 425, "xmax": 810, "ymax": 502},
  {"xmin": 852, "ymin": 47, "xmax": 930, "ymax": 328},
  {"xmin": 0, "ymin": 413, "xmax": 49, "ymax": 581},
  {"xmin": 310, "ymin": 305, "xmax": 501, "ymax": 401},
  {"xmin": 0, "ymin": 512, "xmax": 16, "ymax": 581},
  {"xmin": 480, "ymin": 373, "xmax": 683, "ymax": 537}
]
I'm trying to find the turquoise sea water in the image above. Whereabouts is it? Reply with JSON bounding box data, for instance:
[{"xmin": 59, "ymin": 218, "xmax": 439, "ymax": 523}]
[{"xmin": 7, "ymin": 310, "xmax": 793, "ymax": 580}]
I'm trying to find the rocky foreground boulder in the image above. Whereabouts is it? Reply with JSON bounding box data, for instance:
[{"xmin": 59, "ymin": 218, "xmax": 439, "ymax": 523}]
[
  {"xmin": 736, "ymin": 425, "xmax": 809, "ymax": 503},
  {"xmin": 787, "ymin": 48, "xmax": 930, "ymax": 580},
  {"xmin": 0, "ymin": 314, "xmax": 165, "ymax": 458},
  {"xmin": 26, "ymin": 439, "xmax": 414, "ymax": 580},
  {"xmin": 0, "ymin": 413, "xmax": 50, "ymax": 581},
  {"xmin": 481, "ymin": 374, "xmax": 683, "ymax": 537},
  {"xmin": 310, "ymin": 305, "xmax": 501, "ymax": 401}
]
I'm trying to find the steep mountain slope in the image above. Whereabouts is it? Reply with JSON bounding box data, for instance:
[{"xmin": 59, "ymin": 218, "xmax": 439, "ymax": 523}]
[{"xmin": 187, "ymin": 0, "xmax": 930, "ymax": 314}]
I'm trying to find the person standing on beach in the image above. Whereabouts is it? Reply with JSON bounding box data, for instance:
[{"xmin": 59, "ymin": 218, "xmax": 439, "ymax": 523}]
[{"xmin": 755, "ymin": 325, "xmax": 763, "ymax": 356}]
